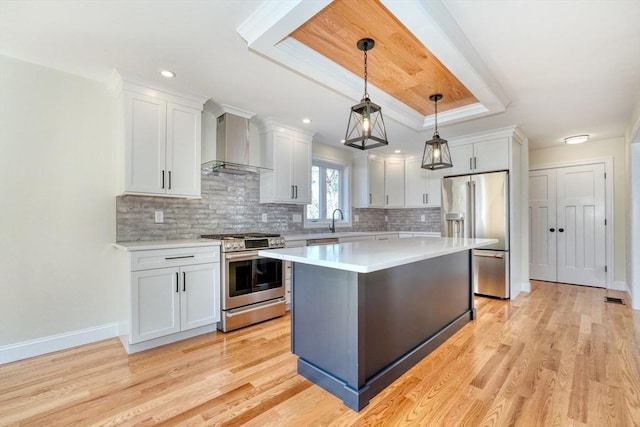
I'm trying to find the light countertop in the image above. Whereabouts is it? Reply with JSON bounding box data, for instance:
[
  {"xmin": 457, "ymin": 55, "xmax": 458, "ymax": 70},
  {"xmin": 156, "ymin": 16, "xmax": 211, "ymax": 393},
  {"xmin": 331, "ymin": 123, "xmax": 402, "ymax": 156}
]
[
  {"xmin": 283, "ymin": 231, "xmax": 440, "ymax": 241},
  {"xmin": 258, "ymin": 237, "xmax": 498, "ymax": 273},
  {"xmin": 113, "ymin": 239, "xmax": 221, "ymax": 251}
]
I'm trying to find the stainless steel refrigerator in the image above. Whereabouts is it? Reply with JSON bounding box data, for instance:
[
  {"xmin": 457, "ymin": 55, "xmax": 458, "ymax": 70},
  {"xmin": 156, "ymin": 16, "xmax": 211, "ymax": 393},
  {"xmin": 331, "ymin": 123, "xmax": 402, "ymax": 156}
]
[{"xmin": 441, "ymin": 171, "xmax": 510, "ymax": 298}]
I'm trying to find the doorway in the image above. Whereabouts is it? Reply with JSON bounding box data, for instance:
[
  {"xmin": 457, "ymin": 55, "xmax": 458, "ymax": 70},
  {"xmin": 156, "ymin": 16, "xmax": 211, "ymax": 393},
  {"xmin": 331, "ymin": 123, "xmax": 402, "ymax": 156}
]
[{"xmin": 529, "ymin": 162, "xmax": 608, "ymax": 287}]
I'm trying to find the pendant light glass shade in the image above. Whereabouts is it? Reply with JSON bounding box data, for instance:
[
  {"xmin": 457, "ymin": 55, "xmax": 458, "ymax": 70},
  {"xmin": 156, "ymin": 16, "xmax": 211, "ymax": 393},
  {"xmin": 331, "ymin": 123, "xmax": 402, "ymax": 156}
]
[
  {"xmin": 421, "ymin": 94, "xmax": 453, "ymax": 170},
  {"xmin": 344, "ymin": 38, "xmax": 389, "ymax": 150}
]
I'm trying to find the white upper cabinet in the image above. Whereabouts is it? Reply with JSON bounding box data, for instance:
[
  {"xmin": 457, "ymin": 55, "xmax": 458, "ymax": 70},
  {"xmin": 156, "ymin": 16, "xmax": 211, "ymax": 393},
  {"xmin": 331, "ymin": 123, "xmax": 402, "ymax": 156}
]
[
  {"xmin": 114, "ymin": 74, "xmax": 207, "ymax": 198},
  {"xmin": 384, "ymin": 159, "xmax": 405, "ymax": 207},
  {"xmin": 353, "ymin": 154, "xmax": 385, "ymax": 207},
  {"xmin": 259, "ymin": 120, "xmax": 313, "ymax": 204},
  {"xmin": 448, "ymin": 137, "xmax": 510, "ymax": 175},
  {"xmin": 404, "ymin": 157, "xmax": 442, "ymax": 207}
]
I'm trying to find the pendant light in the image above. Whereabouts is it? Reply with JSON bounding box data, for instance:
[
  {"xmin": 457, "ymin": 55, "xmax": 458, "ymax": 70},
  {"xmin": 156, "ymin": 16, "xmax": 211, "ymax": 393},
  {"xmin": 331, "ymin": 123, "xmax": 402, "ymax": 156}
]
[
  {"xmin": 421, "ymin": 93, "xmax": 452, "ymax": 170},
  {"xmin": 344, "ymin": 38, "xmax": 389, "ymax": 150}
]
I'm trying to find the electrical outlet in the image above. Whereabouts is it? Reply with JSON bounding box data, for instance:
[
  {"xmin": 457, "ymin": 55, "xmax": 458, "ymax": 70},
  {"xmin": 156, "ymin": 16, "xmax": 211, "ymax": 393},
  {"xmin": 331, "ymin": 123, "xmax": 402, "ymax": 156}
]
[
  {"xmin": 262, "ymin": 213, "xmax": 268, "ymax": 222},
  {"xmin": 292, "ymin": 214, "xmax": 302, "ymax": 223},
  {"xmin": 421, "ymin": 215, "xmax": 426, "ymax": 222},
  {"xmin": 384, "ymin": 215, "xmax": 388, "ymax": 222},
  {"xmin": 154, "ymin": 211, "xmax": 164, "ymax": 223},
  {"xmin": 354, "ymin": 214, "xmax": 359, "ymax": 222}
]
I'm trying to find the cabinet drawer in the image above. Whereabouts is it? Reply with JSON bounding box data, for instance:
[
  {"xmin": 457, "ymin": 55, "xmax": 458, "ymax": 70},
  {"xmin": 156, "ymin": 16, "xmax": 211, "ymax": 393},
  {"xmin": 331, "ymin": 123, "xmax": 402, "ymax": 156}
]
[{"xmin": 131, "ymin": 246, "xmax": 220, "ymax": 271}]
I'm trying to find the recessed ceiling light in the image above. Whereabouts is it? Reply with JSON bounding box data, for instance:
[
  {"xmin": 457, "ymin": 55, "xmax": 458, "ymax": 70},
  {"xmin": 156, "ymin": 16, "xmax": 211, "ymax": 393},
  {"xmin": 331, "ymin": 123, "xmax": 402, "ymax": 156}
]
[
  {"xmin": 160, "ymin": 70, "xmax": 176, "ymax": 78},
  {"xmin": 340, "ymin": 139, "xmax": 346, "ymax": 143},
  {"xmin": 564, "ymin": 135, "xmax": 589, "ymax": 145},
  {"xmin": 394, "ymin": 150, "xmax": 401, "ymax": 153},
  {"xmin": 302, "ymin": 118, "xmax": 311, "ymax": 124}
]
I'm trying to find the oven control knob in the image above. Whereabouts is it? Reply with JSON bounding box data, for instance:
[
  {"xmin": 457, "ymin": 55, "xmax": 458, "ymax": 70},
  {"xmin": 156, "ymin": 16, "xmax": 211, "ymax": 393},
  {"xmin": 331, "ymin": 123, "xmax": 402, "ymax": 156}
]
[
  {"xmin": 225, "ymin": 242, "xmax": 232, "ymax": 249},
  {"xmin": 232, "ymin": 242, "xmax": 238, "ymax": 248}
]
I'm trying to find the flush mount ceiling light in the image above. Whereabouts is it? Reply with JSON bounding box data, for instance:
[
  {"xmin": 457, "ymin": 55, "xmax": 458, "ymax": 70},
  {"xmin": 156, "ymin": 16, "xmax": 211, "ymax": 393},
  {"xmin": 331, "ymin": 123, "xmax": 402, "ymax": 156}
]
[
  {"xmin": 160, "ymin": 69, "xmax": 176, "ymax": 78},
  {"xmin": 302, "ymin": 118, "xmax": 311, "ymax": 124},
  {"xmin": 421, "ymin": 94, "xmax": 452, "ymax": 170},
  {"xmin": 343, "ymin": 38, "xmax": 389, "ymax": 150},
  {"xmin": 564, "ymin": 135, "xmax": 589, "ymax": 145}
]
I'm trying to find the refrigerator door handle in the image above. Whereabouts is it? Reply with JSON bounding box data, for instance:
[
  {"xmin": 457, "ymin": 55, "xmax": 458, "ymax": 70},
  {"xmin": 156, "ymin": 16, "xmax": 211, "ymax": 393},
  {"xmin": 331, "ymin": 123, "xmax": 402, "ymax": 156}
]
[{"xmin": 470, "ymin": 180, "xmax": 476, "ymax": 238}]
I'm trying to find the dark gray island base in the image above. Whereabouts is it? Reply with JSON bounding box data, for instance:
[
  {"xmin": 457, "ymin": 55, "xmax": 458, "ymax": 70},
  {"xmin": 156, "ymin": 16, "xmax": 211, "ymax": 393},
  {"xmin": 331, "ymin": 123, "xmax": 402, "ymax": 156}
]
[{"xmin": 291, "ymin": 250, "xmax": 474, "ymax": 411}]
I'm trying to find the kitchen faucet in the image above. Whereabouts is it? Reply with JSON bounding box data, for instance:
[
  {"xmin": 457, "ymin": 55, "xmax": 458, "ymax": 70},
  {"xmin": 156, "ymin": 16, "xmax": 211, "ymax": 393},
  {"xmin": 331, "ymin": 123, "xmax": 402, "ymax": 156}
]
[{"xmin": 329, "ymin": 208, "xmax": 344, "ymax": 233}]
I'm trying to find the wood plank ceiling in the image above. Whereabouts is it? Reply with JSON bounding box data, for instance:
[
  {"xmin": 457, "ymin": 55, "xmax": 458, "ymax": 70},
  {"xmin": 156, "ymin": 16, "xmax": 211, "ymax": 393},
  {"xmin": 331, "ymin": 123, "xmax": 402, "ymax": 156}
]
[{"xmin": 290, "ymin": 0, "xmax": 478, "ymax": 116}]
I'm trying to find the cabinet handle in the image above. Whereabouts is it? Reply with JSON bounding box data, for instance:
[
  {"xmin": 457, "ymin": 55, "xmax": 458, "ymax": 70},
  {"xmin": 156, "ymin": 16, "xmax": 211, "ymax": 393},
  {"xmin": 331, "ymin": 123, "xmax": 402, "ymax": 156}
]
[
  {"xmin": 470, "ymin": 158, "xmax": 473, "ymax": 170},
  {"xmin": 386, "ymin": 195, "xmax": 389, "ymax": 204},
  {"xmin": 165, "ymin": 255, "xmax": 195, "ymax": 260},
  {"xmin": 474, "ymin": 157, "xmax": 477, "ymax": 170},
  {"xmin": 294, "ymin": 185, "xmax": 298, "ymax": 199},
  {"xmin": 175, "ymin": 272, "xmax": 179, "ymax": 292},
  {"xmin": 168, "ymin": 171, "xmax": 172, "ymax": 190},
  {"xmin": 291, "ymin": 185, "xmax": 295, "ymax": 199},
  {"xmin": 369, "ymin": 193, "xmax": 372, "ymax": 204},
  {"xmin": 426, "ymin": 193, "xmax": 429, "ymax": 204},
  {"xmin": 162, "ymin": 170, "xmax": 165, "ymax": 189},
  {"xmin": 183, "ymin": 272, "xmax": 186, "ymax": 292}
]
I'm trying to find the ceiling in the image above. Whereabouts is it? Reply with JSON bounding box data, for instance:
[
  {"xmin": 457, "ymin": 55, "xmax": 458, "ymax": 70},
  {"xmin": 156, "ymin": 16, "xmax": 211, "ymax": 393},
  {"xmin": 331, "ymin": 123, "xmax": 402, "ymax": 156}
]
[{"xmin": 1, "ymin": 0, "xmax": 639, "ymax": 154}]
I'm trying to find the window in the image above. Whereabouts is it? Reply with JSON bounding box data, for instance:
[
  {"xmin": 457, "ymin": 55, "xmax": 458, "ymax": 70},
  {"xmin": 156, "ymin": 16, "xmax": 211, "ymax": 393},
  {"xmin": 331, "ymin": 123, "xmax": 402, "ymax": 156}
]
[{"xmin": 305, "ymin": 158, "xmax": 350, "ymax": 227}]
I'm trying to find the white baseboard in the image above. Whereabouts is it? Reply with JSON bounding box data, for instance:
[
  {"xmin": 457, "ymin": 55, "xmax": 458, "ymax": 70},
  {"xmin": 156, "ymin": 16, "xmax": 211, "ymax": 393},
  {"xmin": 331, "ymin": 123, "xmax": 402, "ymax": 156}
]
[
  {"xmin": 0, "ymin": 322, "xmax": 119, "ymax": 365},
  {"xmin": 611, "ymin": 281, "xmax": 628, "ymax": 292},
  {"xmin": 520, "ymin": 280, "xmax": 532, "ymax": 293}
]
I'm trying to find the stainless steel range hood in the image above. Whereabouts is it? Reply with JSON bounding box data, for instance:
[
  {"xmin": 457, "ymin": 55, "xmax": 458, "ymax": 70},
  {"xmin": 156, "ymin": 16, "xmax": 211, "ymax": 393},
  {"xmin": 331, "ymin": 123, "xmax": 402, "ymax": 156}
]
[{"xmin": 201, "ymin": 111, "xmax": 269, "ymax": 175}]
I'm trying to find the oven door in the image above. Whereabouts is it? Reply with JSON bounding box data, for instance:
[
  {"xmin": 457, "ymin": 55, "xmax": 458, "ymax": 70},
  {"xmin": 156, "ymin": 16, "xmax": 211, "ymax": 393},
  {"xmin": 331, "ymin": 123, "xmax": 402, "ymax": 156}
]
[{"xmin": 223, "ymin": 251, "xmax": 284, "ymax": 310}]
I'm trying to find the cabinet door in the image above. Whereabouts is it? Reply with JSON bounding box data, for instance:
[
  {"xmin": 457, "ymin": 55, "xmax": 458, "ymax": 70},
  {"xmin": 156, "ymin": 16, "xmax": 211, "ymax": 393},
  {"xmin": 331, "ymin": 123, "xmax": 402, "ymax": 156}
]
[
  {"xmin": 473, "ymin": 137, "xmax": 509, "ymax": 173},
  {"xmin": 404, "ymin": 158, "xmax": 429, "ymax": 207},
  {"xmin": 447, "ymin": 144, "xmax": 474, "ymax": 176},
  {"xmin": 131, "ymin": 267, "xmax": 180, "ymax": 343},
  {"xmin": 124, "ymin": 92, "xmax": 167, "ymax": 194},
  {"xmin": 166, "ymin": 103, "xmax": 201, "ymax": 197},
  {"xmin": 385, "ymin": 160, "xmax": 405, "ymax": 207},
  {"xmin": 180, "ymin": 263, "xmax": 220, "ymax": 331},
  {"xmin": 292, "ymin": 138, "xmax": 312, "ymax": 203},
  {"xmin": 272, "ymin": 131, "xmax": 295, "ymax": 202},
  {"xmin": 426, "ymin": 169, "xmax": 443, "ymax": 206},
  {"xmin": 368, "ymin": 157, "xmax": 385, "ymax": 207}
]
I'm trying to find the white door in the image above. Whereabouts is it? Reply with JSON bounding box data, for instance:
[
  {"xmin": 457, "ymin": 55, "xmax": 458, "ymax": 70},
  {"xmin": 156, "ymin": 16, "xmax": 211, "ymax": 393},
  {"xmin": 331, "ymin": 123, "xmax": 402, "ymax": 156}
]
[
  {"xmin": 124, "ymin": 91, "xmax": 167, "ymax": 194},
  {"xmin": 166, "ymin": 103, "xmax": 201, "ymax": 197},
  {"xmin": 529, "ymin": 169, "xmax": 557, "ymax": 281},
  {"xmin": 528, "ymin": 163, "xmax": 606, "ymax": 287},
  {"xmin": 556, "ymin": 164, "xmax": 606, "ymax": 287},
  {"xmin": 292, "ymin": 138, "xmax": 312, "ymax": 203},
  {"xmin": 180, "ymin": 263, "xmax": 219, "ymax": 331},
  {"xmin": 384, "ymin": 160, "xmax": 405, "ymax": 207},
  {"xmin": 368, "ymin": 157, "xmax": 385, "ymax": 207},
  {"xmin": 131, "ymin": 267, "xmax": 180, "ymax": 343}
]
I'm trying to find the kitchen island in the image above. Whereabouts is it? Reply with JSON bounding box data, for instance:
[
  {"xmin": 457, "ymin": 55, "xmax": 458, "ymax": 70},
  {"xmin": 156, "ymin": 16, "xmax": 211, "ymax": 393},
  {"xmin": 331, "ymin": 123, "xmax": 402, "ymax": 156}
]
[{"xmin": 258, "ymin": 236, "xmax": 497, "ymax": 411}]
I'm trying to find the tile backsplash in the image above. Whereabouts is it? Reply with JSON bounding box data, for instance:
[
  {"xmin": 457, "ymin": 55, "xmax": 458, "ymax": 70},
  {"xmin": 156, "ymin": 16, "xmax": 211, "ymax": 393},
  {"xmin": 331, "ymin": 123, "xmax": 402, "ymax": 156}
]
[{"xmin": 116, "ymin": 173, "xmax": 441, "ymax": 241}]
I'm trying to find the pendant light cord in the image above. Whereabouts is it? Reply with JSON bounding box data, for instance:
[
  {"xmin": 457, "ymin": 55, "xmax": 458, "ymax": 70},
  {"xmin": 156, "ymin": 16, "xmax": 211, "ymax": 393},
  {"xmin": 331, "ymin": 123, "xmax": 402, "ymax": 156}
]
[
  {"xmin": 433, "ymin": 97, "xmax": 439, "ymax": 137},
  {"xmin": 363, "ymin": 50, "xmax": 369, "ymax": 99}
]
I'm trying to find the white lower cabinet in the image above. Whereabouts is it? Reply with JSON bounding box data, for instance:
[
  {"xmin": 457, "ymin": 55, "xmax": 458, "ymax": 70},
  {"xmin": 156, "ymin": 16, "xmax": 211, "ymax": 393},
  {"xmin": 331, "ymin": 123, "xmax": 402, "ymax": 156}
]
[{"xmin": 120, "ymin": 245, "xmax": 220, "ymax": 352}]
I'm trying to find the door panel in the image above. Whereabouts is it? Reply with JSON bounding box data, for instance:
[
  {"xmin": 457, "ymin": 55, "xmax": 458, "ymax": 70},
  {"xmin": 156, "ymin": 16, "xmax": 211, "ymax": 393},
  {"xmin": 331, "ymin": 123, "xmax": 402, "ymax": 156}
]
[
  {"xmin": 556, "ymin": 164, "xmax": 606, "ymax": 287},
  {"xmin": 529, "ymin": 170, "xmax": 557, "ymax": 281}
]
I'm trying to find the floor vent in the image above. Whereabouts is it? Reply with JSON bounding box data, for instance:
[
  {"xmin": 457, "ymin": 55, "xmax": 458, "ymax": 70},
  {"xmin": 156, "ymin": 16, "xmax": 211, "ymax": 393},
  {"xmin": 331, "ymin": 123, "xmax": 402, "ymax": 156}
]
[{"xmin": 604, "ymin": 296, "xmax": 625, "ymax": 305}]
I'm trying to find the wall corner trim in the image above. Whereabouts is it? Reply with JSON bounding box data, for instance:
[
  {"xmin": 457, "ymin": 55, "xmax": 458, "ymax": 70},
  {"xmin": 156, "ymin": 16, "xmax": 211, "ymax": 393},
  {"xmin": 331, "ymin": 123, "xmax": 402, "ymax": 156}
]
[{"xmin": 0, "ymin": 322, "xmax": 119, "ymax": 365}]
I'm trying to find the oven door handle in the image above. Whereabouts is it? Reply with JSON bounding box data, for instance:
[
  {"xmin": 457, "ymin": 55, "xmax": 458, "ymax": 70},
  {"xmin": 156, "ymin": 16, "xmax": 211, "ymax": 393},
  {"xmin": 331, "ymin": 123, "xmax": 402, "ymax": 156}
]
[{"xmin": 225, "ymin": 251, "xmax": 261, "ymax": 261}]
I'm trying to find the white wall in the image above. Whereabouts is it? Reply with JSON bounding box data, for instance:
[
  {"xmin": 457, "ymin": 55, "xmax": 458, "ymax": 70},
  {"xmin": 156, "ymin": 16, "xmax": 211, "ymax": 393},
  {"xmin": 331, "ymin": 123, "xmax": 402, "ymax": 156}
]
[
  {"xmin": 529, "ymin": 137, "xmax": 628, "ymax": 286},
  {"xmin": 0, "ymin": 56, "xmax": 120, "ymax": 356}
]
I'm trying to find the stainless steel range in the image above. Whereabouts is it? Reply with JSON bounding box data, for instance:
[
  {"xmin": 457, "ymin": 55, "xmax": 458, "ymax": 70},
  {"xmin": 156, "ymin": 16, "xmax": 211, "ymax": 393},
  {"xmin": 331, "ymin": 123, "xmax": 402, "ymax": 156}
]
[{"xmin": 201, "ymin": 233, "xmax": 286, "ymax": 332}]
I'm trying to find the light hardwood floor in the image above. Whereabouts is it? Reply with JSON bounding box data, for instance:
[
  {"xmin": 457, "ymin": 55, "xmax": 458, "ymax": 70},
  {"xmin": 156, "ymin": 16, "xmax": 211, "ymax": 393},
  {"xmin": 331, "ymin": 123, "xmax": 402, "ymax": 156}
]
[{"xmin": 1, "ymin": 281, "xmax": 639, "ymax": 426}]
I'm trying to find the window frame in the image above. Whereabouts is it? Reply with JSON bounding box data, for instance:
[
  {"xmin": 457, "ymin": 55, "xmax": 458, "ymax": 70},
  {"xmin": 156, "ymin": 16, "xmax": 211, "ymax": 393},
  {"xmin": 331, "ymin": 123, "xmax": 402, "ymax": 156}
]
[{"xmin": 304, "ymin": 155, "xmax": 351, "ymax": 229}]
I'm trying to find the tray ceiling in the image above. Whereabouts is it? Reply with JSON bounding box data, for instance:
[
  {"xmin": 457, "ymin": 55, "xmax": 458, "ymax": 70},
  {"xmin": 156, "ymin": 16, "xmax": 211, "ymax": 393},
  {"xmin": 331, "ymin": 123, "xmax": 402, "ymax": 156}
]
[{"xmin": 237, "ymin": 0, "xmax": 509, "ymax": 132}]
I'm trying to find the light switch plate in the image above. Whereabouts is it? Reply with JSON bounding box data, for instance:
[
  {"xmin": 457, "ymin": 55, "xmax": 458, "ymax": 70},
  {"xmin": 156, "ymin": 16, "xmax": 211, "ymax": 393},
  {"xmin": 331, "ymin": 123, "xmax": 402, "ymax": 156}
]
[
  {"xmin": 293, "ymin": 214, "xmax": 302, "ymax": 223},
  {"xmin": 154, "ymin": 211, "xmax": 164, "ymax": 223},
  {"xmin": 384, "ymin": 215, "xmax": 388, "ymax": 222}
]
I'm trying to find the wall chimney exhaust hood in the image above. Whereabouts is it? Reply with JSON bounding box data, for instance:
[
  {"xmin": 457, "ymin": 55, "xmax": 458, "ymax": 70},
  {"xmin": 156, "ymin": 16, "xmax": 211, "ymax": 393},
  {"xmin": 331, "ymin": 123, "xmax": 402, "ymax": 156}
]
[{"xmin": 201, "ymin": 106, "xmax": 270, "ymax": 175}]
